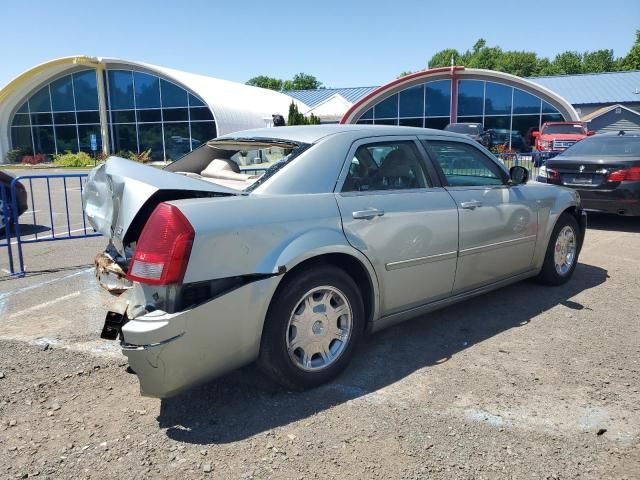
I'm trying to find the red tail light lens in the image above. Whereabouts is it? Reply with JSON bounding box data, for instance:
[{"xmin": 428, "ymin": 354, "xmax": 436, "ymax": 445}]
[
  {"xmin": 548, "ymin": 168, "xmax": 560, "ymax": 181},
  {"xmin": 608, "ymin": 167, "xmax": 640, "ymax": 182},
  {"xmin": 127, "ymin": 202, "xmax": 195, "ymax": 285}
]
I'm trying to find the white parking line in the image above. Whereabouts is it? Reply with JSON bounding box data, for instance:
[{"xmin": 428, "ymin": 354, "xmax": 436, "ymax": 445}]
[
  {"xmin": 7, "ymin": 290, "xmax": 81, "ymax": 320},
  {"xmin": 0, "ymin": 268, "xmax": 93, "ymax": 300}
]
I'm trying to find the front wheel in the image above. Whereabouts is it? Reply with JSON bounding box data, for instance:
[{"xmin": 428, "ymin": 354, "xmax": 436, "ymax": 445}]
[
  {"xmin": 535, "ymin": 213, "xmax": 580, "ymax": 285},
  {"xmin": 258, "ymin": 265, "xmax": 364, "ymax": 390}
]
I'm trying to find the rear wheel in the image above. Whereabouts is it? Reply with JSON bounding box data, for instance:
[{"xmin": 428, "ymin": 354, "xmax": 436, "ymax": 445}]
[
  {"xmin": 535, "ymin": 213, "xmax": 580, "ymax": 285},
  {"xmin": 258, "ymin": 265, "xmax": 364, "ymax": 390}
]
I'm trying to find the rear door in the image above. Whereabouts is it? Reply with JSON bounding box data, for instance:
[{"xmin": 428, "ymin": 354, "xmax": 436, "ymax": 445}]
[
  {"xmin": 335, "ymin": 136, "xmax": 459, "ymax": 316},
  {"xmin": 423, "ymin": 138, "xmax": 539, "ymax": 293}
]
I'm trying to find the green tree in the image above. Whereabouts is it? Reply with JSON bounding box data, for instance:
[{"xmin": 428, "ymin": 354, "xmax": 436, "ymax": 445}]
[
  {"xmin": 535, "ymin": 57, "xmax": 558, "ymax": 76},
  {"xmin": 246, "ymin": 75, "xmax": 283, "ymax": 90},
  {"xmin": 620, "ymin": 30, "xmax": 640, "ymax": 70},
  {"xmin": 397, "ymin": 70, "xmax": 415, "ymax": 78},
  {"xmin": 550, "ymin": 51, "xmax": 583, "ymax": 74},
  {"xmin": 287, "ymin": 101, "xmax": 321, "ymax": 125},
  {"xmin": 582, "ymin": 49, "xmax": 616, "ymax": 73},
  {"xmin": 427, "ymin": 48, "xmax": 462, "ymax": 68},
  {"xmin": 495, "ymin": 51, "xmax": 539, "ymax": 77},
  {"xmin": 283, "ymin": 73, "xmax": 323, "ymax": 90}
]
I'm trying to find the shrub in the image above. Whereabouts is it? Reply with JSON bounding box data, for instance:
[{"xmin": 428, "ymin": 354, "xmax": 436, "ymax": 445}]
[
  {"xmin": 21, "ymin": 154, "xmax": 46, "ymax": 165},
  {"xmin": 53, "ymin": 151, "xmax": 95, "ymax": 167},
  {"xmin": 6, "ymin": 148, "xmax": 30, "ymax": 164},
  {"xmin": 114, "ymin": 149, "xmax": 152, "ymax": 163}
]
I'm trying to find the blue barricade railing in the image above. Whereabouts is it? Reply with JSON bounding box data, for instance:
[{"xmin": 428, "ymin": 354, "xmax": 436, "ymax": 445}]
[
  {"xmin": 495, "ymin": 151, "xmax": 559, "ymax": 179},
  {"xmin": 0, "ymin": 174, "xmax": 100, "ymax": 278},
  {"xmin": 1, "ymin": 183, "xmax": 16, "ymax": 274}
]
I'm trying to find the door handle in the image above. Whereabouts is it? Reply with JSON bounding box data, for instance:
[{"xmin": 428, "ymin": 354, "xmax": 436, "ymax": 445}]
[
  {"xmin": 460, "ymin": 201, "xmax": 483, "ymax": 210},
  {"xmin": 352, "ymin": 208, "xmax": 385, "ymax": 219}
]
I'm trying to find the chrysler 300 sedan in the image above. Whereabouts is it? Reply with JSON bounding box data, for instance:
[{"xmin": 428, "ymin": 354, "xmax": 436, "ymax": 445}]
[{"xmin": 83, "ymin": 125, "xmax": 586, "ymax": 398}]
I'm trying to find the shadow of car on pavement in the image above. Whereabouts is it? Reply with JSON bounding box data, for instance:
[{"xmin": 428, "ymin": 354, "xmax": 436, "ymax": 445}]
[{"xmin": 158, "ymin": 262, "xmax": 608, "ymax": 444}]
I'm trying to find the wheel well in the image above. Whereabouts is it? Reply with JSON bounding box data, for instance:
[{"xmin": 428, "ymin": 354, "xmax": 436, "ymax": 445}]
[{"xmin": 280, "ymin": 253, "xmax": 375, "ymax": 327}]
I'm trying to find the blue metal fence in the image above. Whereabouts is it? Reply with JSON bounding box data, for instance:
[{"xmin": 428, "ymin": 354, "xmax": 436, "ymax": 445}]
[{"xmin": 1, "ymin": 173, "xmax": 100, "ymax": 277}]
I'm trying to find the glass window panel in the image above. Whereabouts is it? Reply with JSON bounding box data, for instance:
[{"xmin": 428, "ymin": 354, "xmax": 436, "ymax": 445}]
[
  {"xmin": 425, "ymin": 117, "xmax": 450, "ymax": 130},
  {"xmin": 511, "ymin": 115, "xmax": 540, "ymax": 151},
  {"xmin": 29, "ymin": 86, "xmax": 52, "ymax": 113},
  {"xmin": 163, "ymin": 108, "xmax": 188, "ymax": 122},
  {"xmin": 542, "ymin": 113, "xmax": 563, "ymax": 124},
  {"xmin": 373, "ymin": 94, "xmax": 398, "ymax": 119},
  {"xmin": 163, "ymin": 122, "xmax": 191, "ymax": 161},
  {"xmin": 31, "ymin": 112, "xmax": 53, "ymax": 125},
  {"xmin": 107, "ymin": 70, "xmax": 134, "ymax": 110},
  {"xmin": 12, "ymin": 113, "xmax": 30, "ymax": 127},
  {"xmin": 483, "ymin": 116, "xmax": 510, "ymax": 131},
  {"xmin": 111, "ymin": 110, "xmax": 136, "ymax": 123},
  {"xmin": 425, "ymin": 80, "xmax": 451, "ymax": 117},
  {"xmin": 374, "ymin": 118, "xmax": 398, "ymax": 125},
  {"xmin": 189, "ymin": 121, "xmax": 216, "ymax": 149},
  {"xmin": 513, "ymin": 89, "xmax": 541, "ymax": 115},
  {"xmin": 188, "ymin": 93, "xmax": 205, "ymax": 107},
  {"xmin": 542, "ymin": 101, "xmax": 560, "ymax": 114},
  {"xmin": 399, "ymin": 118, "xmax": 424, "ymax": 127},
  {"xmin": 138, "ymin": 123, "xmax": 164, "ymax": 160},
  {"xmin": 50, "ymin": 75, "xmax": 75, "ymax": 112},
  {"xmin": 11, "ymin": 127, "xmax": 33, "ymax": 153},
  {"xmin": 457, "ymin": 116, "xmax": 483, "ymax": 125},
  {"xmin": 53, "ymin": 112, "xmax": 76, "ymax": 125},
  {"xmin": 399, "ymin": 85, "xmax": 424, "ymax": 118},
  {"xmin": 160, "ymin": 79, "xmax": 188, "ymax": 107},
  {"xmin": 359, "ymin": 108, "xmax": 373, "ymax": 120},
  {"xmin": 188, "ymin": 107, "xmax": 213, "ymax": 121},
  {"xmin": 73, "ymin": 70, "xmax": 99, "ymax": 110},
  {"xmin": 133, "ymin": 72, "xmax": 161, "ymax": 109},
  {"xmin": 16, "ymin": 102, "xmax": 28, "ymax": 113},
  {"xmin": 457, "ymin": 80, "xmax": 484, "ymax": 116},
  {"xmin": 76, "ymin": 111, "xmax": 100, "ymax": 124},
  {"xmin": 32, "ymin": 126, "xmax": 56, "ymax": 154},
  {"xmin": 112, "ymin": 124, "xmax": 138, "ymax": 153},
  {"xmin": 55, "ymin": 125, "xmax": 78, "ymax": 152},
  {"xmin": 136, "ymin": 109, "xmax": 162, "ymax": 123},
  {"xmin": 78, "ymin": 125, "xmax": 102, "ymax": 153},
  {"xmin": 356, "ymin": 119, "xmax": 373, "ymax": 125},
  {"xmin": 485, "ymin": 82, "xmax": 512, "ymax": 115}
]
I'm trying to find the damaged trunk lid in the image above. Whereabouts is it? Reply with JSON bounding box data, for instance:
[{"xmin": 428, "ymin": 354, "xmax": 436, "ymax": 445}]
[{"xmin": 83, "ymin": 156, "xmax": 237, "ymax": 254}]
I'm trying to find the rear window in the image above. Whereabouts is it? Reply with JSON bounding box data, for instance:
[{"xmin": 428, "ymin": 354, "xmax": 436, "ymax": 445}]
[{"xmin": 562, "ymin": 135, "xmax": 640, "ymax": 157}]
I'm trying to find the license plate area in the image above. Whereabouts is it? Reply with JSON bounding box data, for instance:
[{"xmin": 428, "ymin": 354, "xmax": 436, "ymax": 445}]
[{"xmin": 564, "ymin": 174, "xmax": 593, "ymax": 185}]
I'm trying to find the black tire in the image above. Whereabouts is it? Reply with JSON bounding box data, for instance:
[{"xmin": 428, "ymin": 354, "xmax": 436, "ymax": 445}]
[
  {"xmin": 535, "ymin": 213, "xmax": 580, "ymax": 285},
  {"xmin": 258, "ymin": 265, "xmax": 364, "ymax": 390}
]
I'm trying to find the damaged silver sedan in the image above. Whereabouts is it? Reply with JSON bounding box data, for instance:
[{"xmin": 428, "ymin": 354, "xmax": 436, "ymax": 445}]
[{"xmin": 83, "ymin": 125, "xmax": 587, "ymax": 398}]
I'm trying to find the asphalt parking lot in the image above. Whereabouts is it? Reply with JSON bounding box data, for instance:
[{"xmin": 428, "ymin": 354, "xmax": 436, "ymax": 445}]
[{"xmin": 0, "ymin": 176, "xmax": 639, "ymax": 478}]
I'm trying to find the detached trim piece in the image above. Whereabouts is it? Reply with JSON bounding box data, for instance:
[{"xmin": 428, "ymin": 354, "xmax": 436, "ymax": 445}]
[
  {"xmin": 385, "ymin": 251, "xmax": 457, "ymax": 271},
  {"xmin": 121, "ymin": 333, "xmax": 184, "ymax": 351},
  {"xmin": 459, "ymin": 235, "xmax": 536, "ymax": 257}
]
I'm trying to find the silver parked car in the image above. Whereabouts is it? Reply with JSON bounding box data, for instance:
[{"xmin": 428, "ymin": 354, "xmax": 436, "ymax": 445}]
[{"xmin": 83, "ymin": 125, "xmax": 587, "ymax": 398}]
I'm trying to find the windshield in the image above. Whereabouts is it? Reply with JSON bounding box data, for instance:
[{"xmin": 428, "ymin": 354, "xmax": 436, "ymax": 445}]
[
  {"xmin": 445, "ymin": 124, "xmax": 480, "ymax": 135},
  {"xmin": 561, "ymin": 135, "xmax": 640, "ymax": 157},
  {"xmin": 542, "ymin": 124, "xmax": 586, "ymax": 135},
  {"xmin": 206, "ymin": 138, "xmax": 309, "ymax": 192}
]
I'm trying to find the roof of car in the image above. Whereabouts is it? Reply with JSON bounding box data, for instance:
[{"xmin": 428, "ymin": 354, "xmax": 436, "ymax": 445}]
[
  {"xmin": 216, "ymin": 124, "xmax": 463, "ymax": 144},
  {"xmin": 592, "ymin": 131, "xmax": 640, "ymax": 137}
]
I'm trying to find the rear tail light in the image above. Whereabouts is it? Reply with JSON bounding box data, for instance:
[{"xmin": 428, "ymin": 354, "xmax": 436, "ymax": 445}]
[
  {"xmin": 127, "ymin": 202, "xmax": 195, "ymax": 285},
  {"xmin": 607, "ymin": 167, "xmax": 640, "ymax": 182}
]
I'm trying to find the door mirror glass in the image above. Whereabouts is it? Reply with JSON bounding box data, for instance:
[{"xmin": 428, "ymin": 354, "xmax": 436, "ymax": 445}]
[{"xmin": 509, "ymin": 165, "xmax": 529, "ymax": 185}]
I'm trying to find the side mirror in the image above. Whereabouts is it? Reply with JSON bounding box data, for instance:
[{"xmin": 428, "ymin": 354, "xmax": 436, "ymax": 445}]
[
  {"xmin": 509, "ymin": 165, "xmax": 529, "ymax": 185},
  {"xmin": 531, "ymin": 131, "xmax": 540, "ymax": 138},
  {"xmin": 587, "ymin": 130, "xmax": 596, "ymax": 136}
]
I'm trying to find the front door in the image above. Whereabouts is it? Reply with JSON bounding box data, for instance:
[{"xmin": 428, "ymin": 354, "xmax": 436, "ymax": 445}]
[
  {"xmin": 335, "ymin": 137, "xmax": 459, "ymax": 316},
  {"xmin": 425, "ymin": 139, "xmax": 539, "ymax": 293}
]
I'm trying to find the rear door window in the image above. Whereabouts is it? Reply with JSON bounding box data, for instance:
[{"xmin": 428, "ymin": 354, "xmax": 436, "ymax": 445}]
[{"xmin": 426, "ymin": 141, "xmax": 506, "ymax": 187}]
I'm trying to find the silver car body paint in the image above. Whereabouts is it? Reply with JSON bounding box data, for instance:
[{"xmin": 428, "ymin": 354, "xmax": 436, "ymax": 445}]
[{"xmin": 83, "ymin": 125, "xmax": 583, "ymax": 397}]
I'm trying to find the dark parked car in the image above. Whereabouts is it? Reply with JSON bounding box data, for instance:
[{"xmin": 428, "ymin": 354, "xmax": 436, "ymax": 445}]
[
  {"xmin": 487, "ymin": 129, "xmax": 527, "ymax": 152},
  {"xmin": 536, "ymin": 131, "xmax": 640, "ymax": 216},
  {"xmin": 444, "ymin": 123, "xmax": 492, "ymax": 148},
  {"xmin": 0, "ymin": 170, "xmax": 28, "ymax": 231}
]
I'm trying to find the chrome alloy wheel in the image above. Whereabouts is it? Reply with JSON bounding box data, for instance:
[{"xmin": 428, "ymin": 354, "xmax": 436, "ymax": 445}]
[
  {"xmin": 554, "ymin": 225, "xmax": 577, "ymax": 275},
  {"xmin": 286, "ymin": 286, "xmax": 353, "ymax": 372}
]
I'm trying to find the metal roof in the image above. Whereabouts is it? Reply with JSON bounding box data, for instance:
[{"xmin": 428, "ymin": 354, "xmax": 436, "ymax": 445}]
[
  {"xmin": 529, "ymin": 71, "xmax": 640, "ymax": 105},
  {"xmin": 284, "ymin": 87, "xmax": 378, "ymax": 108}
]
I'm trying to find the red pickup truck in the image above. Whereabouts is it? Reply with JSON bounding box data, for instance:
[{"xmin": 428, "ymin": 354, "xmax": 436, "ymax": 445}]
[{"xmin": 532, "ymin": 122, "xmax": 595, "ymax": 152}]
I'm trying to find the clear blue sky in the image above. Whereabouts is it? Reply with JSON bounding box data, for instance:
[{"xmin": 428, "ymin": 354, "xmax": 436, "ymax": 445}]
[{"xmin": 1, "ymin": 0, "xmax": 638, "ymax": 89}]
